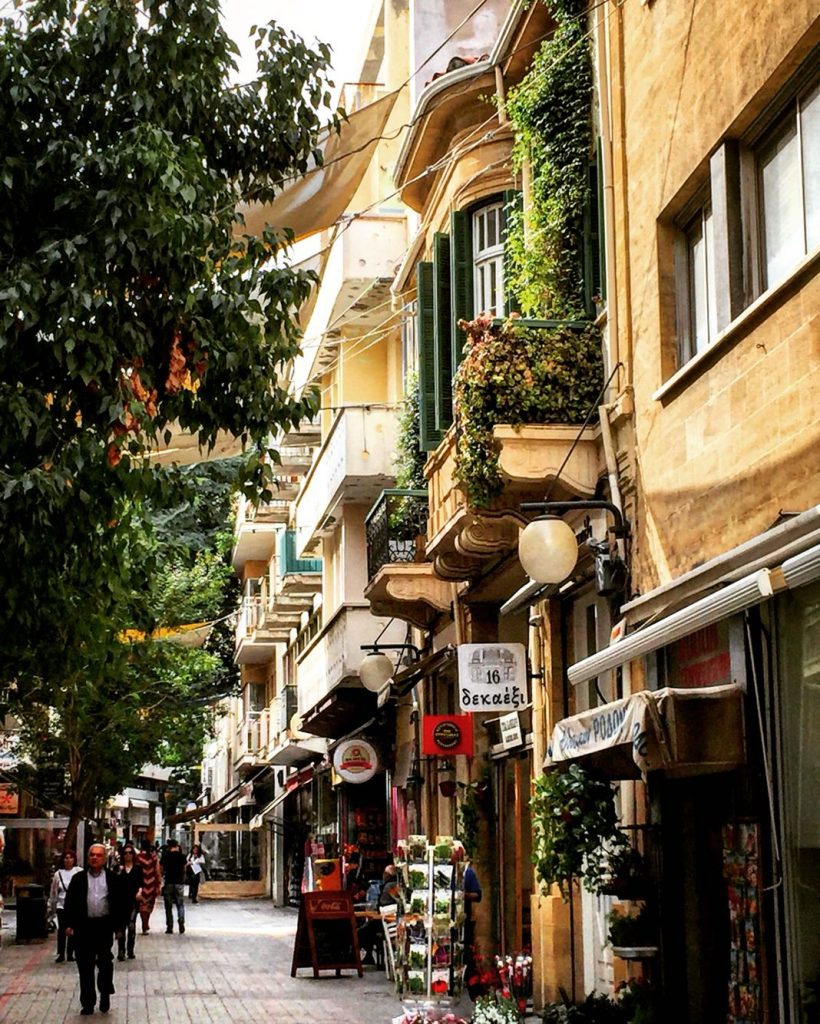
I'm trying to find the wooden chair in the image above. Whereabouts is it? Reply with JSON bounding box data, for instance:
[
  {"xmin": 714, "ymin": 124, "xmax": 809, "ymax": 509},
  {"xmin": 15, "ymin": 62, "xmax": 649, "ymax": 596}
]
[{"xmin": 379, "ymin": 905, "xmax": 398, "ymax": 981}]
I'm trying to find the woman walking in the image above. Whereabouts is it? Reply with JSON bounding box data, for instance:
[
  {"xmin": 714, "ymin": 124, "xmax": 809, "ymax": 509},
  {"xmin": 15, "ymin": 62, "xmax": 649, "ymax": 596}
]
[
  {"xmin": 135, "ymin": 840, "xmax": 160, "ymax": 934},
  {"xmin": 116, "ymin": 844, "xmax": 144, "ymax": 960},
  {"xmin": 186, "ymin": 844, "xmax": 207, "ymax": 904},
  {"xmin": 47, "ymin": 850, "xmax": 82, "ymax": 962}
]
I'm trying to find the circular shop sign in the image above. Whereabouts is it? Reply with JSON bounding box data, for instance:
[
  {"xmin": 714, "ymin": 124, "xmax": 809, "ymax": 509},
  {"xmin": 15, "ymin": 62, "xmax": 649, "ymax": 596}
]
[
  {"xmin": 433, "ymin": 720, "xmax": 462, "ymax": 751},
  {"xmin": 333, "ymin": 739, "xmax": 378, "ymax": 784}
]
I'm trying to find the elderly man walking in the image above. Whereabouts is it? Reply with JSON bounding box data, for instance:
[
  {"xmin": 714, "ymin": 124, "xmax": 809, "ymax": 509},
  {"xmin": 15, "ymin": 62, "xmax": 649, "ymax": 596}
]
[{"xmin": 64, "ymin": 843, "xmax": 126, "ymax": 1015}]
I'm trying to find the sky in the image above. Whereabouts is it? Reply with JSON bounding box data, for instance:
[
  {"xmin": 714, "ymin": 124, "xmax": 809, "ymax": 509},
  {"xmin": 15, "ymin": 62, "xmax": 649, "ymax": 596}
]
[{"xmin": 220, "ymin": 0, "xmax": 374, "ymax": 95}]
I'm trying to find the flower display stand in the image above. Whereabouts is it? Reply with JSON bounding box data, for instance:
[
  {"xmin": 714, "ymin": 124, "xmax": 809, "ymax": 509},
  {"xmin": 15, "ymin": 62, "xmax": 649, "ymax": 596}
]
[{"xmin": 394, "ymin": 835, "xmax": 465, "ymax": 1003}]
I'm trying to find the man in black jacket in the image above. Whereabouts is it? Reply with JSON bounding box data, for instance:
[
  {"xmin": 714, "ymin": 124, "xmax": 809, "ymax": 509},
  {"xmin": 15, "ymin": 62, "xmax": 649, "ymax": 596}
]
[
  {"xmin": 64, "ymin": 843, "xmax": 127, "ymax": 1015},
  {"xmin": 160, "ymin": 838, "xmax": 186, "ymax": 934}
]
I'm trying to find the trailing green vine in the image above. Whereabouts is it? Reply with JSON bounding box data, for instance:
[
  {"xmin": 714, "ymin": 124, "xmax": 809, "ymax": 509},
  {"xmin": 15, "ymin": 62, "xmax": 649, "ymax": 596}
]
[
  {"xmin": 394, "ymin": 370, "xmax": 427, "ymax": 490},
  {"xmin": 505, "ymin": 0, "xmax": 594, "ymax": 318},
  {"xmin": 452, "ymin": 314, "xmax": 602, "ymax": 507},
  {"xmin": 457, "ymin": 785, "xmax": 480, "ymax": 857},
  {"xmin": 530, "ymin": 764, "xmax": 630, "ymax": 899}
]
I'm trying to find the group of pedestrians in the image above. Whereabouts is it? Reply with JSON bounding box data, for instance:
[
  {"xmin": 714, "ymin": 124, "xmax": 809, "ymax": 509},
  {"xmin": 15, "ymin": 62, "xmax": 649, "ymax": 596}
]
[{"xmin": 46, "ymin": 838, "xmax": 207, "ymax": 1015}]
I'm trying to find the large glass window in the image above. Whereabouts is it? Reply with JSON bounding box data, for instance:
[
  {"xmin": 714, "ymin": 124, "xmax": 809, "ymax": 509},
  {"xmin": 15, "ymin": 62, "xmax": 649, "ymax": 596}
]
[
  {"xmin": 778, "ymin": 580, "xmax": 820, "ymax": 1020},
  {"xmin": 472, "ymin": 202, "xmax": 505, "ymax": 315},
  {"xmin": 758, "ymin": 81, "xmax": 820, "ymax": 288}
]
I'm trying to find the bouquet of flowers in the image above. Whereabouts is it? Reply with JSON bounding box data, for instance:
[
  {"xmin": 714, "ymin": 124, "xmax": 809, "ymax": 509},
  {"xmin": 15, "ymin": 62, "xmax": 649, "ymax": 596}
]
[
  {"xmin": 495, "ymin": 954, "xmax": 533, "ymax": 1014},
  {"xmin": 398, "ymin": 1008, "xmax": 467, "ymax": 1024},
  {"xmin": 470, "ymin": 993, "xmax": 522, "ymax": 1024}
]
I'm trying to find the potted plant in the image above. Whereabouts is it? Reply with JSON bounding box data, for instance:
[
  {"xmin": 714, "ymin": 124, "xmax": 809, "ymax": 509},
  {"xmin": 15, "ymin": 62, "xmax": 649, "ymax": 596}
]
[
  {"xmin": 607, "ymin": 905, "xmax": 657, "ymax": 958},
  {"xmin": 597, "ymin": 843, "xmax": 648, "ymax": 900},
  {"xmin": 615, "ymin": 978, "xmax": 661, "ymax": 1024},
  {"xmin": 543, "ymin": 992, "xmax": 627, "ymax": 1023},
  {"xmin": 471, "ymin": 992, "xmax": 522, "ymax": 1024},
  {"xmin": 530, "ymin": 764, "xmax": 629, "ymax": 898}
]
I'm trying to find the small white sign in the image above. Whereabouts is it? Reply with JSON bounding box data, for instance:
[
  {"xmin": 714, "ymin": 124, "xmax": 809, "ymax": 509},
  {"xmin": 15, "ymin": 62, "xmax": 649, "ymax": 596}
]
[
  {"xmin": 457, "ymin": 643, "xmax": 528, "ymax": 712},
  {"xmin": 499, "ymin": 711, "xmax": 523, "ymax": 750}
]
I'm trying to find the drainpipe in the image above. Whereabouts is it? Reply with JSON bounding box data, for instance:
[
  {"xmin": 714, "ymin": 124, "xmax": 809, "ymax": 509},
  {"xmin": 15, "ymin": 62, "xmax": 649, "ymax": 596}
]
[
  {"xmin": 494, "ymin": 65, "xmax": 509, "ymax": 126},
  {"xmin": 595, "ymin": 0, "xmax": 623, "ymax": 390}
]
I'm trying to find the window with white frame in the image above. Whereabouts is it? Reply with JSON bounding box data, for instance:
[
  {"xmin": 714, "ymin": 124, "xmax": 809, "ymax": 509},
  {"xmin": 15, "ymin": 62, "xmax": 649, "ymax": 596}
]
[
  {"xmin": 683, "ymin": 203, "xmax": 718, "ymax": 360},
  {"xmin": 673, "ymin": 72, "xmax": 819, "ymax": 374},
  {"xmin": 472, "ymin": 202, "xmax": 505, "ymax": 315},
  {"xmin": 757, "ymin": 79, "xmax": 820, "ymax": 289},
  {"xmin": 401, "ymin": 299, "xmax": 417, "ymax": 378}
]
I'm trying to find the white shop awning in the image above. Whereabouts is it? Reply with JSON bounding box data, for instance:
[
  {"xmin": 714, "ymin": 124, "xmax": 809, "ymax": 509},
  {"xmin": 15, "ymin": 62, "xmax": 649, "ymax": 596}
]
[{"xmin": 546, "ymin": 683, "xmax": 745, "ymax": 779}]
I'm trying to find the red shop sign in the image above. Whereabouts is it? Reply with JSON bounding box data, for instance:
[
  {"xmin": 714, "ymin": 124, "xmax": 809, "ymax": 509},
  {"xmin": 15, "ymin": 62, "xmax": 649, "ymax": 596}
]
[{"xmin": 422, "ymin": 715, "xmax": 474, "ymax": 757}]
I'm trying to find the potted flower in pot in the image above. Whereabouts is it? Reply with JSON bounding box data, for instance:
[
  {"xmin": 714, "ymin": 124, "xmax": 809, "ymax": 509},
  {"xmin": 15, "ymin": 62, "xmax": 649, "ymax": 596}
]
[
  {"xmin": 597, "ymin": 842, "xmax": 648, "ymax": 901},
  {"xmin": 607, "ymin": 904, "xmax": 658, "ymax": 960}
]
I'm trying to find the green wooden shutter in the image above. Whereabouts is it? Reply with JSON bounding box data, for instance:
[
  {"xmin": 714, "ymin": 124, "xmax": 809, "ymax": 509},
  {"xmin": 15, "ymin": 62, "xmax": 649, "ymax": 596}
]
[
  {"xmin": 582, "ymin": 149, "xmax": 603, "ymax": 315},
  {"xmin": 432, "ymin": 232, "xmax": 453, "ymax": 432},
  {"xmin": 416, "ymin": 261, "xmax": 440, "ymax": 451},
  {"xmin": 502, "ymin": 189, "xmax": 522, "ymax": 316},
  {"xmin": 450, "ymin": 209, "xmax": 474, "ymax": 371}
]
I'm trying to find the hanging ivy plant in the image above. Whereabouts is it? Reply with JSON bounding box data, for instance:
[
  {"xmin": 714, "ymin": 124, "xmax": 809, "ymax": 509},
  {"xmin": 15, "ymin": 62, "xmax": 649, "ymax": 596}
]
[
  {"xmin": 505, "ymin": 0, "xmax": 594, "ymax": 318},
  {"xmin": 452, "ymin": 314, "xmax": 602, "ymax": 508},
  {"xmin": 394, "ymin": 370, "xmax": 427, "ymax": 491},
  {"xmin": 457, "ymin": 784, "xmax": 480, "ymax": 857},
  {"xmin": 531, "ymin": 764, "xmax": 631, "ymax": 899}
]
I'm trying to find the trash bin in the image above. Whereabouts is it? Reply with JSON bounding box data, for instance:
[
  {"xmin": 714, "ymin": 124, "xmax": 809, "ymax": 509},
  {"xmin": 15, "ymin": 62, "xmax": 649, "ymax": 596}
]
[{"xmin": 15, "ymin": 883, "xmax": 47, "ymax": 942}]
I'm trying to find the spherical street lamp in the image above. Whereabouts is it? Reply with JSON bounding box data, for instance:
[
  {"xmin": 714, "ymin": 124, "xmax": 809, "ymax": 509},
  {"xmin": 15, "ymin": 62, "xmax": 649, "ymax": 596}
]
[
  {"xmin": 358, "ymin": 652, "xmax": 395, "ymax": 693},
  {"xmin": 518, "ymin": 515, "xmax": 579, "ymax": 584}
]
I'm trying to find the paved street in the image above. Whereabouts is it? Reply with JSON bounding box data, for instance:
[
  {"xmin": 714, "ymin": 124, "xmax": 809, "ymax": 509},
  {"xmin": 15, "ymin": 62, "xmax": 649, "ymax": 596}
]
[{"xmin": 0, "ymin": 899, "xmax": 406, "ymax": 1023}]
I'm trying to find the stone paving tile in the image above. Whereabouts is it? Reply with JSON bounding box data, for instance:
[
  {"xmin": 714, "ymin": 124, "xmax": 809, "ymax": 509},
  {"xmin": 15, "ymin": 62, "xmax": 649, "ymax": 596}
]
[{"xmin": 0, "ymin": 899, "xmax": 411, "ymax": 1024}]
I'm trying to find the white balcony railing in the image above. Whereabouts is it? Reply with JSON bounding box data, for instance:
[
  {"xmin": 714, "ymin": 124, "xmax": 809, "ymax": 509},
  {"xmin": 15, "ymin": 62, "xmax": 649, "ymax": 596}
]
[
  {"xmin": 296, "ymin": 605, "xmax": 406, "ymax": 718},
  {"xmin": 294, "ymin": 406, "xmax": 399, "ymax": 557}
]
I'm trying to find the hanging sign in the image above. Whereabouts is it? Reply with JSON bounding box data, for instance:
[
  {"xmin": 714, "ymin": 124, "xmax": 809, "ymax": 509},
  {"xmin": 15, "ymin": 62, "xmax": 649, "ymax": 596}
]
[
  {"xmin": 332, "ymin": 739, "xmax": 378, "ymax": 784},
  {"xmin": 0, "ymin": 783, "xmax": 19, "ymax": 814},
  {"xmin": 422, "ymin": 714, "xmax": 474, "ymax": 757},
  {"xmin": 457, "ymin": 643, "xmax": 528, "ymax": 712},
  {"xmin": 498, "ymin": 711, "xmax": 523, "ymax": 750}
]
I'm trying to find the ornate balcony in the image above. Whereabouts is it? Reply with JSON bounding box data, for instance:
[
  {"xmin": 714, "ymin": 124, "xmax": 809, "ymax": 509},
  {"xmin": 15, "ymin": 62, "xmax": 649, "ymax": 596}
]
[
  {"xmin": 364, "ymin": 489, "xmax": 451, "ymax": 628},
  {"xmin": 425, "ymin": 423, "xmax": 599, "ymax": 583}
]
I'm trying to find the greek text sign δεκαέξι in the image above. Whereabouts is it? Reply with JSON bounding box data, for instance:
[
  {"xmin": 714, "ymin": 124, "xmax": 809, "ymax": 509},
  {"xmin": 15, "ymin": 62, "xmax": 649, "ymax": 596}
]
[{"xmin": 457, "ymin": 643, "xmax": 528, "ymax": 713}]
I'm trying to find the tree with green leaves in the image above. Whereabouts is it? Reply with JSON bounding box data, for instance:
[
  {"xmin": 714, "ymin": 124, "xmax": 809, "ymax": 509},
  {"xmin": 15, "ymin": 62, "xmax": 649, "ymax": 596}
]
[
  {"xmin": 0, "ymin": 0, "xmax": 331, "ymax": 578},
  {"xmin": 0, "ymin": 0, "xmax": 334, "ymax": 848}
]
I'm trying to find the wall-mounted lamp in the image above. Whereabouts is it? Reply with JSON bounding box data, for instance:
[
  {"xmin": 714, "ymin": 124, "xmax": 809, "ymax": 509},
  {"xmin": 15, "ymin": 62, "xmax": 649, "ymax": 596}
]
[
  {"xmin": 358, "ymin": 643, "xmax": 421, "ymax": 693},
  {"xmin": 518, "ymin": 500, "xmax": 630, "ymax": 586}
]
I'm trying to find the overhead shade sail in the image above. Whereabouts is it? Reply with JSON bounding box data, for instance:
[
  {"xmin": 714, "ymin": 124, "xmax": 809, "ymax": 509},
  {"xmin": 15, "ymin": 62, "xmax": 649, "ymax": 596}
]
[
  {"xmin": 237, "ymin": 91, "xmax": 399, "ymax": 243},
  {"xmin": 545, "ymin": 683, "xmax": 745, "ymax": 779},
  {"xmin": 164, "ymin": 768, "xmax": 268, "ymax": 825}
]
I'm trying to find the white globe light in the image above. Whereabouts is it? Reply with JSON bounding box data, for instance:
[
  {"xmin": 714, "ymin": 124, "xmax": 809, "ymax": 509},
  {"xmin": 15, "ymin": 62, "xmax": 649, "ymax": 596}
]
[
  {"xmin": 359, "ymin": 652, "xmax": 394, "ymax": 693},
  {"xmin": 518, "ymin": 515, "xmax": 579, "ymax": 584}
]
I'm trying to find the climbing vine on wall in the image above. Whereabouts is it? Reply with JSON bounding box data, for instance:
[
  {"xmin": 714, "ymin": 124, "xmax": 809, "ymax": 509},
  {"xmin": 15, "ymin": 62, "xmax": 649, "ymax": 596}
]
[{"xmin": 505, "ymin": 0, "xmax": 594, "ymax": 318}]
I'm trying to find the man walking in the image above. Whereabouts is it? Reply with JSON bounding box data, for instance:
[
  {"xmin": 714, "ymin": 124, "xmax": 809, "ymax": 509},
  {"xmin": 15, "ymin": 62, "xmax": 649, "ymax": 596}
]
[
  {"xmin": 161, "ymin": 838, "xmax": 186, "ymax": 934},
  {"xmin": 64, "ymin": 843, "xmax": 126, "ymax": 1015}
]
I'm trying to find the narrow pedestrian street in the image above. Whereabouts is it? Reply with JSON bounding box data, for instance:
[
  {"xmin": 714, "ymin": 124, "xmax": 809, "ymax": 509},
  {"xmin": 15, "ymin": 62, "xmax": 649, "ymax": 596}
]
[{"xmin": 0, "ymin": 899, "xmax": 402, "ymax": 1024}]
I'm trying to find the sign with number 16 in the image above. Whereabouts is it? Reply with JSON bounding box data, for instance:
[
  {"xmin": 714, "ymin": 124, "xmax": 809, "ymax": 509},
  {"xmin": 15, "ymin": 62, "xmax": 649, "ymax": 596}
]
[{"xmin": 457, "ymin": 643, "xmax": 528, "ymax": 712}]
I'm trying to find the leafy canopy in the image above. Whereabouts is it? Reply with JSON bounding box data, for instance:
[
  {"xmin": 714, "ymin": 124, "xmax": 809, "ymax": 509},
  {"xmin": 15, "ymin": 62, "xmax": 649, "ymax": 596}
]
[{"xmin": 0, "ymin": 0, "xmax": 336, "ymax": 838}]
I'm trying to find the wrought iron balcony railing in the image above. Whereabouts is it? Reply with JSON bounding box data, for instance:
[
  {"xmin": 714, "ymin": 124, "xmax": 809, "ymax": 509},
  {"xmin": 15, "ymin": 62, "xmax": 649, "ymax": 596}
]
[{"xmin": 365, "ymin": 489, "xmax": 429, "ymax": 582}]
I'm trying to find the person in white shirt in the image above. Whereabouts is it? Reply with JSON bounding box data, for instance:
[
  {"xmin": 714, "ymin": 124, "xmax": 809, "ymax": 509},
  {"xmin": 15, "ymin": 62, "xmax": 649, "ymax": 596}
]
[
  {"xmin": 186, "ymin": 844, "xmax": 207, "ymax": 904},
  {"xmin": 64, "ymin": 843, "xmax": 126, "ymax": 1016},
  {"xmin": 48, "ymin": 850, "xmax": 82, "ymax": 962}
]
